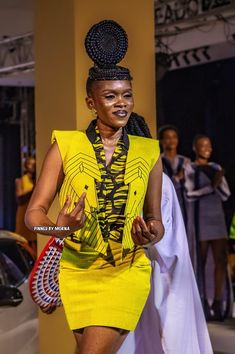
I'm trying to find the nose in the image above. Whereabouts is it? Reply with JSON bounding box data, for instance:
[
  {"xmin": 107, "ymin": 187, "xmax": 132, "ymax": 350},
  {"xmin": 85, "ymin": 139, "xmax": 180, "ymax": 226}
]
[{"xmin": 115, "ymin": 95, "xmax": 127, "ymax": 108}]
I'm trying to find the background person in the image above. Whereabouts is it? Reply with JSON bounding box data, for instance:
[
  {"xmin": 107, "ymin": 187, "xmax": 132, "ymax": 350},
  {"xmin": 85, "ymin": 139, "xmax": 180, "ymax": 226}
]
[
  {"xmin": 158, "ymin": 124, "xmax": 190, "ymax": 224},
  {"xmin": 15, "ymin": 156, "xmax": 37, "ymax": 258},
  {"xmin": 185, "ymin": 134, "xmax": 231, "ymax": 321},
  {"xmin": 157, "ymin": 124, "xmax": 200, "ymax": 266}
]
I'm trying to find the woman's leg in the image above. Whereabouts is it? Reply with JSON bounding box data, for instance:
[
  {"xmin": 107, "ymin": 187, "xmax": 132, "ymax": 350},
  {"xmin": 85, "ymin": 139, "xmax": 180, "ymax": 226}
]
[
  {"xmin": 74, "ymin": 326, "xmax": 128, "ymax": 354},
  {"xmin": 73, "ymin": 330, "xmax": 83, "ymax": 354},
  {"xmin": 211, "ymin": 238, "xmax": 227, "ymax": 301},
  {"xmin": 210, "ymin": 238, "xmax": 228, "ymax": 320},
  {"xmin": 199, "ymin": 240, "xmax": 210, "ymax": 299},
  {"xmin": 199, "ymin": 240, "xmax": 212, "ymax": 319}
]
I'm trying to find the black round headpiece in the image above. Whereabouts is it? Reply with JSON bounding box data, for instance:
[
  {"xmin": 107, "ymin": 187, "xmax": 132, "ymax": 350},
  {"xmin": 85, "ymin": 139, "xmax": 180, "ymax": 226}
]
[{"xmin": 85, "ymin": 20, "xmax": 132, "ymax": 81}]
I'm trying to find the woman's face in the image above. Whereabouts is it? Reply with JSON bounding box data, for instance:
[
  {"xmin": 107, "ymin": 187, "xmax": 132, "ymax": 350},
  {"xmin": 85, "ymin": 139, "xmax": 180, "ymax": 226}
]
[
  {"xmin": 86, "ymin": 80, "xmax": 134, "ymax": 129},
  {"xmin": 161, "ymin": 129, "xmax": 179, "ymax": 151},
  {"xmin": 25, "ymin": 158, "xmax": 36, "ymax": 174},
  {"xmin": 194, "ymin": 137, "xmax": 212, "ymax": 160}
]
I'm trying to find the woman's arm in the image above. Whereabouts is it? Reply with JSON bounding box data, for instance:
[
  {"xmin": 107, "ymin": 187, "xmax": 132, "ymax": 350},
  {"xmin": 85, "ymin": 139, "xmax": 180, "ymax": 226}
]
[
  {"xmin": 184, "ymin": 163, "xmax": 230, "ymax": 201},
  {"xmin": 25, "ymin": 142, "xmax": 86, "ymax": 238},
  {"xmin": 184, "ymin": 163, "xmax": 214, "ymax": 199},
  {"xmin": 143, "ymin": 156, "xmax": 163, "ymax": 223},
  {"xmin": 15, "ymin": 178, "xmax": 24, "ymax": 197},
  {"xmin": 131, "ymin": 157, "xmax": 164, "ymax": 247},
  {"xmin": 211, "ymin": 164, "xmax": 231, "ymax": 201}
]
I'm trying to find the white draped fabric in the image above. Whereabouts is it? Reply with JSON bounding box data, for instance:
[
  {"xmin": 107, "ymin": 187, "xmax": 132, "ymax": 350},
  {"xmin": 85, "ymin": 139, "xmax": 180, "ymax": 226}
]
[{"xmin": 118, "ymin": 173, "xmax": 213, "ymax": 354}]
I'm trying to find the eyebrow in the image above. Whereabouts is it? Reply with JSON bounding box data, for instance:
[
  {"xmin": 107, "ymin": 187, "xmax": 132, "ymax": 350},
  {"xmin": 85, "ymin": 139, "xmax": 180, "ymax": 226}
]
[{"xmin": 101, "ymin": 88, "xmax": 132, "ymax": 94}]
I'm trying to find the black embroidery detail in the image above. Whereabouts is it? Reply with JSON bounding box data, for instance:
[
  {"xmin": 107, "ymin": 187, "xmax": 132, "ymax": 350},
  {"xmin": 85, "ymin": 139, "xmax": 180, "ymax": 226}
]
[{"xmin": 93, "ymin": 127, "xmax": 128, "ymax": 242}]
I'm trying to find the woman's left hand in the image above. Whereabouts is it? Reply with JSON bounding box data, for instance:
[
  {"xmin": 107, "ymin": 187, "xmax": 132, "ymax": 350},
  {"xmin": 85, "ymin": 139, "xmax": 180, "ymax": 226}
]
[
  {"xmin": 131, "ymin": 216, "xmax": 164, "ymax": 247},
  {"xmin": 213, "ymin": 169, "xmax": 224, "ymax": 188},
  {"xmin": 40, "ymin": 304, "xmax": 57, "ymax": 315}
]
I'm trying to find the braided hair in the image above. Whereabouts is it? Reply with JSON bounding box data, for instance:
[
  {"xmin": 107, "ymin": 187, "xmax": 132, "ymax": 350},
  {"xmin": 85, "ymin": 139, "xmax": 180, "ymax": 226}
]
[
  {"xmin": 158, "ymin": 124, "xmax": 179, "ymax": 140},
  {"xmin": 85, "ymin": 20, "xmax": 132, "ymax": 89},
  {"xmin": 126, "ymin": 112, "xmax": 152, "ymax": 138},
  {"xmin": 193, "ymin": 134, "xmax": 210, "ymax": 146},
  {"xmin": 85, "ymin": 21, "xmax": 152, "ymax": 140}
]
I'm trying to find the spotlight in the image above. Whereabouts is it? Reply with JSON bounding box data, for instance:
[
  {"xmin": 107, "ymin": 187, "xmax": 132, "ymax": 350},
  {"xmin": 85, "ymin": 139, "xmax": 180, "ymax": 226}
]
[
  {"xmin": 183, "ymin": 51, "xmax": 190, "ymax": 65},
  {"xmin": 171, "ymin": 53, "xmax": 180, "ymax": 67},
  {"xmin": 202, "ymin": 46, "xmax": 211, "ymax": 60},
  {"xmin": 192, "ymin": 49, "xmax": 200, "ymax": 63}
]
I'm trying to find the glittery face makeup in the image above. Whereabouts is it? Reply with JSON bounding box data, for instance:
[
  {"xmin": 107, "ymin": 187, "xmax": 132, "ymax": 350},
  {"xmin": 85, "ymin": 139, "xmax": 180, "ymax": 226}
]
[{"xmin": 88, "ymin": 80, "xmax": 134, "ymax": 130}]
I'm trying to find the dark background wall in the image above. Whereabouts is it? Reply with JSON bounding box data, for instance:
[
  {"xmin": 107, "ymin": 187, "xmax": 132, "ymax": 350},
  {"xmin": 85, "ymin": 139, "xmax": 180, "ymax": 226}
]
[
  {"xmin": 0, "ymin": 124, "xmax": 21, "ymax": 230},
  {"xmin": 0, "ymin": 86, "xmax": 34, "ymax": 231},
  {"xmin": 157, "ymin": 57, "xmax": 235, "ymax": 227}
]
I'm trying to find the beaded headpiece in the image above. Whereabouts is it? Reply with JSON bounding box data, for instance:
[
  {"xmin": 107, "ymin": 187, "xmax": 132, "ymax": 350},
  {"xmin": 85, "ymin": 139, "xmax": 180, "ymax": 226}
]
[{"xmin": 85, "ymin": 20, "xmax": 132, "ymax": 81}]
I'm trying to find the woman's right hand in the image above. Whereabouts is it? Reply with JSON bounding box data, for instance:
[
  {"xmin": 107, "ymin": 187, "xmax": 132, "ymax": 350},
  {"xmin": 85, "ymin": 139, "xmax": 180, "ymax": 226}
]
[
  {"xmin": 174, "ymin": 169, "xmax": 185, "ymax": 182},
  {"xmin": 56, "ymin": 192, "xmax": 86, "ymax": 237},
  {"xmin": 213, "ymin": 169, "xmax": 224, "ymax": 188}
]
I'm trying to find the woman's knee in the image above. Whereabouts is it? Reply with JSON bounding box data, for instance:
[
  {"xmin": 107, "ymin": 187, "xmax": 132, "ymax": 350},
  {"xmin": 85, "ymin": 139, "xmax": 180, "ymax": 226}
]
[
  {"xmin": 73, "ymin": 329, "xmax": 83, "ymax": 353},
  {"xmin": 215, "ymin": 254, "xmax": 227, "ymax": 269},
  {"xmin": 79, "ymin": 326, "xmax": 128, "ymax": 354},
  {"xmin": 211, "ymin": 239, "xmax": 227, "ymax": 267}
]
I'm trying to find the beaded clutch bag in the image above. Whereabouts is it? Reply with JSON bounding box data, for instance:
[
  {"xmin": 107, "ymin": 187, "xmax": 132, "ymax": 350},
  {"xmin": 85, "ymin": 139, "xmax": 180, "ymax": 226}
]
[{"xmin": 29, "ymin": 237, "xmax": 64, "ymax": 309}]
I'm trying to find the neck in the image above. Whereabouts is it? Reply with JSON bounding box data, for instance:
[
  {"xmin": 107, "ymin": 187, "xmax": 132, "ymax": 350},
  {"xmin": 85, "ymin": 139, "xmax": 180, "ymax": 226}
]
[
  {"xmin": 195, "ymin": 157, "xmax": 208, "ymax": 165},
  {"xmin": 163, "ymin": 149, "xmax": 177, "ymax": 159},
  {"xmin": 26, "ymin": 171, "xmax": 33, "ymax": 178},
  {"xmin": 97, "ymin": 119, "xmax": 123, "ymax": 143}
]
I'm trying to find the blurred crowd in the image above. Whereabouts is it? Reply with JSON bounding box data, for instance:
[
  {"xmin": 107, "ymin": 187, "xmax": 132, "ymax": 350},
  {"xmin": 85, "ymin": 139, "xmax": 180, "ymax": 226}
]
[{"xmin": 159, "ymin": 124, "xmax": 234, "ymax": 322}]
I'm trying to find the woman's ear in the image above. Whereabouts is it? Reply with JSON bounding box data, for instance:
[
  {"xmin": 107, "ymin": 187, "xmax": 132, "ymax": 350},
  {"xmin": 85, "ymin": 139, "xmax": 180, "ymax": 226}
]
[
  {"xmin": 86, "ymin": 96, "xmax": 97, "ymax": 118},
  {"xmin": 85, "ymin": 96, "xmax": 94, "ymax": 110}
]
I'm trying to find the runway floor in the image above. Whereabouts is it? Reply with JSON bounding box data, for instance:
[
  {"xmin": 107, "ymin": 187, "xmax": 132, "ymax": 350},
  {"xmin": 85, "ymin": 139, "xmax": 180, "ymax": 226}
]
[{"xmin": 208, "ymin": 317, "xmax": 235, "ymax": 354}]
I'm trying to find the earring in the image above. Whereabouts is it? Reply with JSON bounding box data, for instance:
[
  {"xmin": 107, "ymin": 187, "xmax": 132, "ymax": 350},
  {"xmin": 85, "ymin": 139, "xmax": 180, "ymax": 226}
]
[{"xmin": 91, "ymin": 108, "xmax": 97, "ymax": 119}]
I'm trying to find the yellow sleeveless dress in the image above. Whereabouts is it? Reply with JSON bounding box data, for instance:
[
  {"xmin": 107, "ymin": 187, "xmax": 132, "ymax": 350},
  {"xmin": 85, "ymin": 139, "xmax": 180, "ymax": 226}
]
[{"xmin": 55, "ymin": 122, "xmax": 160, "ymax": 331}]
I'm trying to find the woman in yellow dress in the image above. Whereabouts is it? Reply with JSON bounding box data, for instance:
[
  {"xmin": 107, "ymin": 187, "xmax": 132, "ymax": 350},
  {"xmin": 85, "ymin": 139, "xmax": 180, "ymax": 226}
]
[
  {"xmin": 15, "ymin": 156, "xmax": 37, "ymax": 258},
  {"xmin": 25, "ymin": 20, "xmax": 164, "ymax": 354}
]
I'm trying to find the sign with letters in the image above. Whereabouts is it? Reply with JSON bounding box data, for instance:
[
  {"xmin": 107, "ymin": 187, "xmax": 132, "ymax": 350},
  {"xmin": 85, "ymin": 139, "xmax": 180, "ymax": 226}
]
[{"xmin": 155, "ymin": 0, "xmax": 234, "ymax": 27}]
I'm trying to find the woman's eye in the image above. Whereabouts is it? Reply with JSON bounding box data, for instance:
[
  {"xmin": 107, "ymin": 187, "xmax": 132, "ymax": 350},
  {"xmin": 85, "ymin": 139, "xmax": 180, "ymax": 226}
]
[
  {"xmin": 105, "ymin": 95, "xmax": 115, "ymax": 100},
  {"xmin": 124, "ymin": 93, "xmax": 132, "ymax": 98}
]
